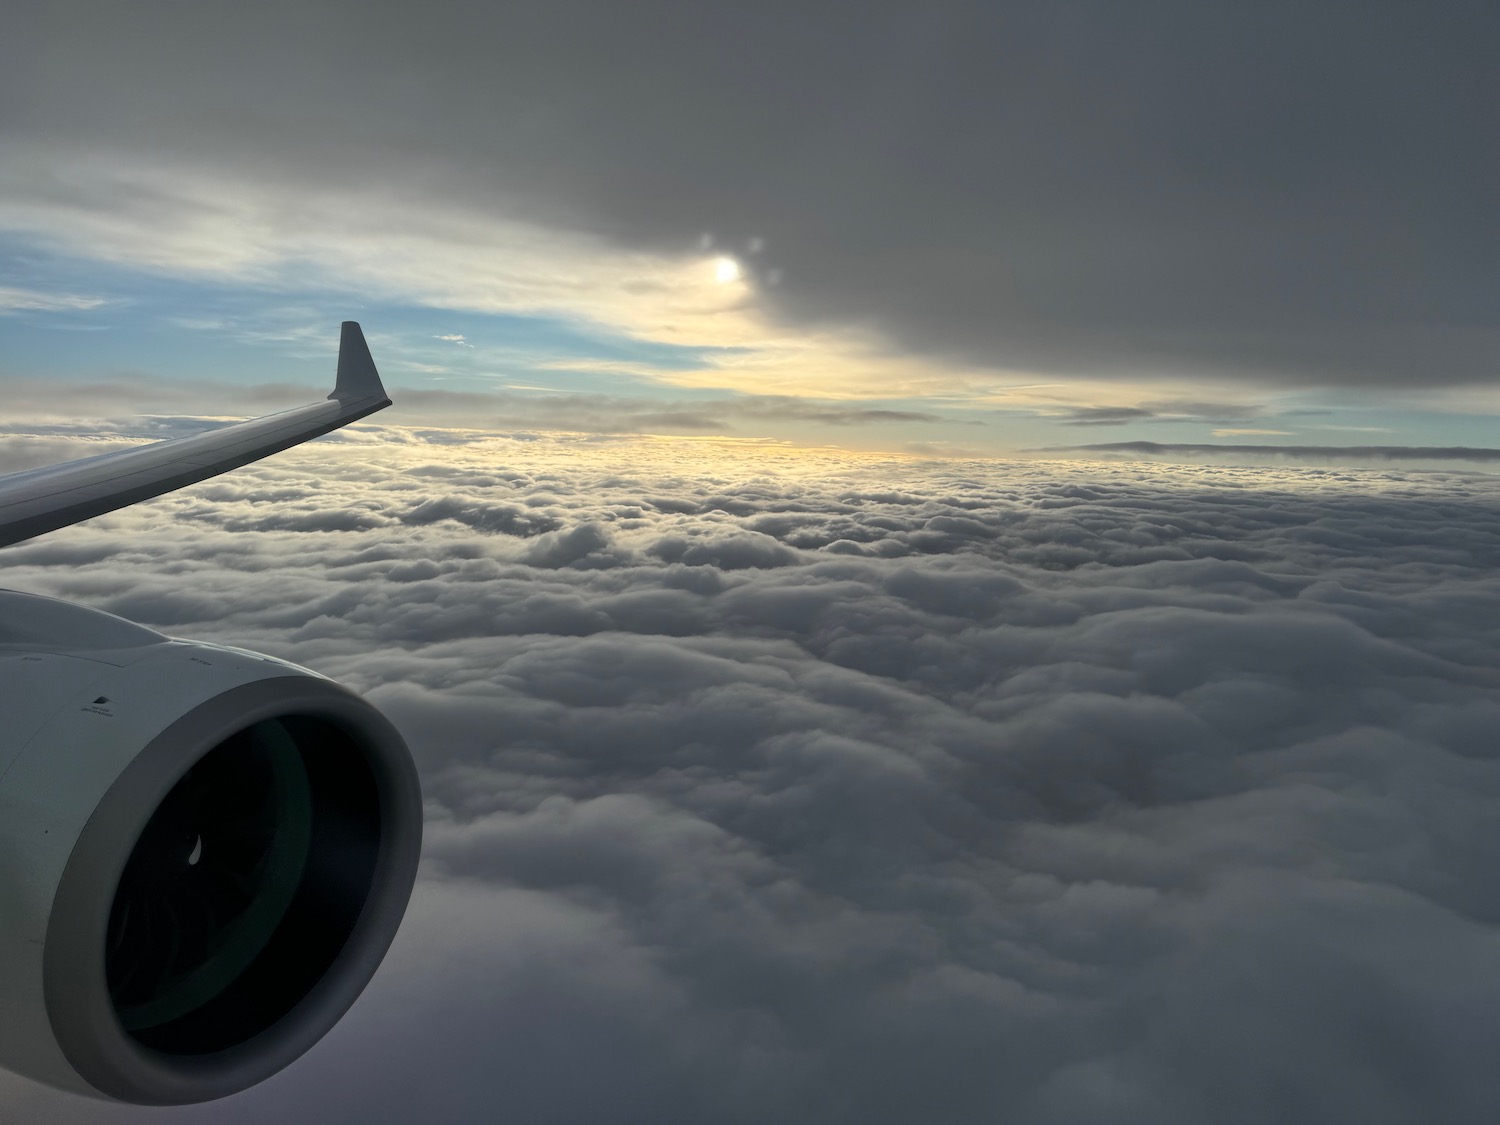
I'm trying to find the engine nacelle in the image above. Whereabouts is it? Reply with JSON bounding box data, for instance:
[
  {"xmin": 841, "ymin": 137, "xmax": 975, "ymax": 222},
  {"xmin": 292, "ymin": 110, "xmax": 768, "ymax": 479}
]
[{"xmin": 0, "ymin": 589, "xmax": 422, "ymax": 1104}]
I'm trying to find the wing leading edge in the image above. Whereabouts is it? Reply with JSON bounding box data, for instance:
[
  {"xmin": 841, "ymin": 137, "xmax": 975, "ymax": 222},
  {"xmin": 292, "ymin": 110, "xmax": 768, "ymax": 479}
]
[{"xmin": 0, "ymin": 322, "xmax": 391, "ymax": 549}]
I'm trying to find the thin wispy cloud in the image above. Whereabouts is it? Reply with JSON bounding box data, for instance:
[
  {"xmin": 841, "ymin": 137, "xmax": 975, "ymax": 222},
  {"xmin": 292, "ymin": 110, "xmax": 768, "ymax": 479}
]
[
  {"xmin": 1040, "ymin": 440, "xmax": 1500, "ymax": 464},
  {"xmin": 0, "ymin": 285, "xmax": 109, "ymax": 313}
]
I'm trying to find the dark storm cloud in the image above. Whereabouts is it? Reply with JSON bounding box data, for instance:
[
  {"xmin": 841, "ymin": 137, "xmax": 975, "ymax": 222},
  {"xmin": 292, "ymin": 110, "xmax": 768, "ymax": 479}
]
[
  {"xmin": 0, "ymin": 377, "xmax": 324, "ymax": 419},
  {"xmin": 1053, "ymin": 406, "xmax": 1158, "ymax": 426},
  {"xmin": 1052, "ymin": 401, "xmax": 1270, "ymax": 427},
  {"xmin": 496, "ymin": 392, "xmax": 945, "ymax": 434},
  {"xmin": 4, "ymin": 381, "xmax": 946, "ymax": 452},
  {"xmin": 6, "ymin": 431, "xmax": 1500, "ymax": 1121},
  {"xmin": 5, "ymin": 3, "xmax": 1496, "ymax": 389},
  {"xmin": 1045, "ymin": 440, "xmax": 1500, "ymax": 463}
]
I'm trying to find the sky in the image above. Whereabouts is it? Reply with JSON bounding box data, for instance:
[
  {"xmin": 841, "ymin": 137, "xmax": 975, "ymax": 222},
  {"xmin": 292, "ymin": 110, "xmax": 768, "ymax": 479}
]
[
  {"xmin": 5, "ymin": 3, "xmax": 1500, "ymax": 1122},
  {"xmin": 2, "ymin": 1, "xmax": 1498, "ymax": 459}
]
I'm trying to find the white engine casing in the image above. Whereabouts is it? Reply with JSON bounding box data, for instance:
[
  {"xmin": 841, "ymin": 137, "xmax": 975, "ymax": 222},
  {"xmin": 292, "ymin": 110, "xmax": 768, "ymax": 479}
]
[{"xmin": 0, "ymin": 589, "xmax": 422, "ymax": 1104}]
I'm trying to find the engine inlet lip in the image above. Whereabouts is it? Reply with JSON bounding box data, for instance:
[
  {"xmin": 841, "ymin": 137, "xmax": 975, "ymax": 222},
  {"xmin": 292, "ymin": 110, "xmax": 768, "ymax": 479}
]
[{"xmin": 43, "ymin": 676, "xmax": 422, "ymax": 1105}]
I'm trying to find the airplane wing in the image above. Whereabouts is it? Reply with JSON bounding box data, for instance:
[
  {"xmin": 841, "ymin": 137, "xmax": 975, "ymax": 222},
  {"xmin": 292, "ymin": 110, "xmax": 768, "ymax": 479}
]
[{"xmin": 0, "ymin": 322, "xmax": 391, "ymax": 549}]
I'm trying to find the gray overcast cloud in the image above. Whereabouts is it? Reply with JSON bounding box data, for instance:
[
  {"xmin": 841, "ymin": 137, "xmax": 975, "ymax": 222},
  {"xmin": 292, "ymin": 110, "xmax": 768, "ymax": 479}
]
[
  {"xmin": 5, "ymin": 1, "xmax": 1496, "ymax": 389},
  {"xmin": 4, "ymin": 432, "xmax": 1500, "ymax": 1121}
]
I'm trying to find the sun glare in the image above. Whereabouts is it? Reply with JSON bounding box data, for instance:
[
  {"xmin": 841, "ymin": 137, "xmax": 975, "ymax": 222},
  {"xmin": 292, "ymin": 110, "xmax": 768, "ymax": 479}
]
[{"xmin": 713, "ymin": 256, "xmax": 741, "ymax": 283}]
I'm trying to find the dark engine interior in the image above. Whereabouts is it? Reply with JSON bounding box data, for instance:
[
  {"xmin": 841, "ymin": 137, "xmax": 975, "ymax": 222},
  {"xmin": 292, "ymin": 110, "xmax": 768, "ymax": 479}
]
[{"xmin": 105, "ymin": 717, "xmax": 381, "ymax": 1055}]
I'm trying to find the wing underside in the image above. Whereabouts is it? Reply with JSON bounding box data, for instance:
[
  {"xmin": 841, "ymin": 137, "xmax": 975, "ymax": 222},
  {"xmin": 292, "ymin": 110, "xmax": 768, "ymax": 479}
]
[{"xmin": 0, "ymin": 322, "xmax": 390, "ymax": 549}]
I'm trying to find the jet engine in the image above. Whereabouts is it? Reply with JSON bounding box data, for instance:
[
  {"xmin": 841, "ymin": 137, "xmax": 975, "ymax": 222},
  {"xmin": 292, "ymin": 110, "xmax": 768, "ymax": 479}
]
[{"xmin": 0, "ymin": 588, "xmax": 422, "ymax": 1104}]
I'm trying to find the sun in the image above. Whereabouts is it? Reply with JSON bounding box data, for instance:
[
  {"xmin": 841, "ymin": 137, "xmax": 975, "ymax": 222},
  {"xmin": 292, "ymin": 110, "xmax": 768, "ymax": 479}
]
[{"xmin": 713, "ymin": 256, "xmax": 742, "ymax": 284}]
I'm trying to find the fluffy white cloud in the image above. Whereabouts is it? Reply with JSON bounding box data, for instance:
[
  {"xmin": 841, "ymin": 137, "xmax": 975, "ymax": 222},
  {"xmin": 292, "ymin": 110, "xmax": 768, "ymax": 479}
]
[{"xmin": 4, "ymin": 432, "xmax": 1500, "ymax": 1122}]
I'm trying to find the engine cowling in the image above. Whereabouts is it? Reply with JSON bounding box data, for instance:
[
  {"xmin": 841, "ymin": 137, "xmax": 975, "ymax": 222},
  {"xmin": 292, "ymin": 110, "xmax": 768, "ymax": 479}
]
[{"xmin": 0, "ymin": 589, "xmax": 422, "ymax": 1105}]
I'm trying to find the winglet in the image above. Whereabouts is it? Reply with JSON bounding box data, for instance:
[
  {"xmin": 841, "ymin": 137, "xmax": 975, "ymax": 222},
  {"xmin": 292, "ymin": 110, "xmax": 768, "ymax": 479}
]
[
  {"xmin": 0, "ymin": 322, "xmax": 396, "ymax": 548},
  {"xmin": 331, "ymin": 321, "xmax": 389, "ymax": 403}
]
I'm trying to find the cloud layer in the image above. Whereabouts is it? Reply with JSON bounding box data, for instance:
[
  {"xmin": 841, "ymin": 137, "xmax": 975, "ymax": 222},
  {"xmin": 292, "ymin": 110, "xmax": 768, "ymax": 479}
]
[{"xmin": 4, "ymin": 431, "xmax": 1500, "ymax": 1122}]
